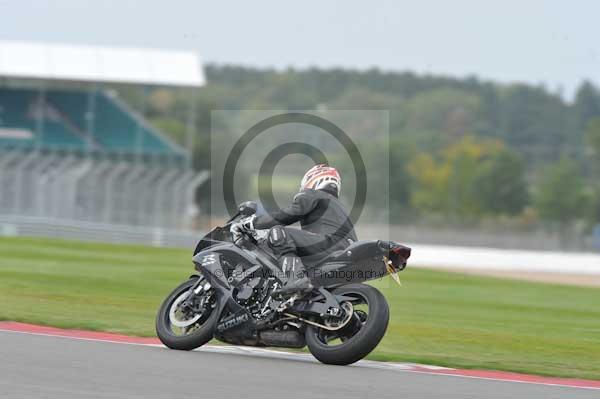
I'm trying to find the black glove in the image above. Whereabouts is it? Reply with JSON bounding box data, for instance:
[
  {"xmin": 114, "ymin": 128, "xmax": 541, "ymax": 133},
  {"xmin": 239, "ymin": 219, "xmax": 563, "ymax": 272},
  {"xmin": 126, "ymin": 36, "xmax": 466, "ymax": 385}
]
[{"xmin": 230, "ymin": 215, "xmax": 256, "ymax": 243}]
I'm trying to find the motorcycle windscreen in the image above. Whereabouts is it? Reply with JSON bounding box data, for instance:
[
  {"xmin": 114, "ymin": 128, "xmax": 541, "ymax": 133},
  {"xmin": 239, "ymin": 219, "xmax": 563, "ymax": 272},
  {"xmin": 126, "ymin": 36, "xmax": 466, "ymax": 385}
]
[{"xmin": 193, "ymin": 227, "xmax": 231, "ymax": 255}]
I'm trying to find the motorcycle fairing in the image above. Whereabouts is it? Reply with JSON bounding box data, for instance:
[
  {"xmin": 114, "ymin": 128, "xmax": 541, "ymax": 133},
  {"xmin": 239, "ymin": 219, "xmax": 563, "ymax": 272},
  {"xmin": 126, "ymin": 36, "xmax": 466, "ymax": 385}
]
[{"xmin": 193, "ymin": 245, "xmax": 257, "ymax": 335}]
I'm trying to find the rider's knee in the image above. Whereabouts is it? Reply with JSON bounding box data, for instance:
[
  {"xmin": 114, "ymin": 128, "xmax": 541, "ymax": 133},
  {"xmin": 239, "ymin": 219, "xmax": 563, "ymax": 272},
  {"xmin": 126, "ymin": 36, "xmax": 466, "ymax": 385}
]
[{"xmin": 267, "ymin": 225, "xmax": 287, "ymax": 248}]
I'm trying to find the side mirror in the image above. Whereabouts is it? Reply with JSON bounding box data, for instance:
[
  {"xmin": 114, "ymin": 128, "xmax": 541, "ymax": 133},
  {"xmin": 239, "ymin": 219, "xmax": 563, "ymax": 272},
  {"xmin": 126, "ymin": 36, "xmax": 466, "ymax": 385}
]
[{"xmin": 238, "ymin": 201, "xmax": 257, "ymax": 216}]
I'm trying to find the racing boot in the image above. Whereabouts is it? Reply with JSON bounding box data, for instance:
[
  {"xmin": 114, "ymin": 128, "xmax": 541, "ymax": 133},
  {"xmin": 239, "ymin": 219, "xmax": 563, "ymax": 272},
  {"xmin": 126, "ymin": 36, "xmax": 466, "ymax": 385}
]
[{"xmin": 273, "ymin": 255, "xmax": 313, "ymax": 296}]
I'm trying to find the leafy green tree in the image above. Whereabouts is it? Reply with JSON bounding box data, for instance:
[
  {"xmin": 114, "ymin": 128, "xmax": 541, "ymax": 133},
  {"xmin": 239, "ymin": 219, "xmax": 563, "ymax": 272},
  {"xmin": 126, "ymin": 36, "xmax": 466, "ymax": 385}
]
[
  {"xmin": 409, "ymin": 135, "xmax": 516, "ymax": 220},
  {"xmin": 585, "ymin": 118, "xmax": 600, "ymax": 224},
  {"xmin": 473, "ymin": 150, "xmax": 529, "ymax": 215},
  {"xmin": 387, "ymin": 137, "xmax": 414, "ymax": 221},
  {"xmin": 534, "ymin": 158, "xmax": 587, "ymax": 224},
  {"xmin": 574, "ymin": 81, "xmax": 600, "ymax": 130},
  {"xmin": 408, "ymin": 152, "xmax": 449, "ymax": 214},
  {"xmin": 443, "ymin": 137, "xmax": 489, "ymax": 219},
  {"xmin": 496, "ymin": 84, "xmax": 571, "ymax": 164},
  {"xmin": 403, "ymin": 88, "xmax": 482, "ymax": 140},
  {"xmin": 586, "ymin": 117, "xmax": 600, "ymax": 159}
]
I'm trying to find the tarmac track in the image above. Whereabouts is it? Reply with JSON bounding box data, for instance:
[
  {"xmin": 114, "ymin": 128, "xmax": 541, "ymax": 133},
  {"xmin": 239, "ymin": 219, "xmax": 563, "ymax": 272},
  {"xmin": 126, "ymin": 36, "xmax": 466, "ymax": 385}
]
[{"xmin": 0, "ymin": 327, "xmax": 598, "ymax": 399}]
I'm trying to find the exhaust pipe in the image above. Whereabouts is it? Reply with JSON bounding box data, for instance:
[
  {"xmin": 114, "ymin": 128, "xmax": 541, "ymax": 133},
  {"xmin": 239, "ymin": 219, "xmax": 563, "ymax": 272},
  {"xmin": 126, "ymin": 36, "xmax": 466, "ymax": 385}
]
[{"xmin": 259, "ymin": 330, "xmax": 305, "ymax": 348}]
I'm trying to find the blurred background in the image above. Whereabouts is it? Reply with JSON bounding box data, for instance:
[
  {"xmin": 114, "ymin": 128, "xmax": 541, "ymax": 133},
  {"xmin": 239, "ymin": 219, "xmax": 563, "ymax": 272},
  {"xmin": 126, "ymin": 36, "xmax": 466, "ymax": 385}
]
[
  {"xmin": 1, "ymin": 0, "xmax": 599, "ymax": 380},
  {"xmin": 1, "ymin": 1, "xmax": 600, "ymax": 253}
]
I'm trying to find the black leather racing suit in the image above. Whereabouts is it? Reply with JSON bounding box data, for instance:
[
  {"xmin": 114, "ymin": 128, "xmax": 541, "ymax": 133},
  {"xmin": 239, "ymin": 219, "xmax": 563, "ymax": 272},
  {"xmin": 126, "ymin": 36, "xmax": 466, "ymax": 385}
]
[{"xmin": 253, "ymin": 188, "xmax": 357, "ymax": 265}]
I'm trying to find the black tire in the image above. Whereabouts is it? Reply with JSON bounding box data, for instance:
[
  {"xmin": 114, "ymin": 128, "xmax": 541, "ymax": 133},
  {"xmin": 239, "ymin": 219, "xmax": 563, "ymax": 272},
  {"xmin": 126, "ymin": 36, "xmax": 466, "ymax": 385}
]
[
  {"xmin": 156, "ymin": 278, "xmax": 220, "ymax": 351},
  {"xmin": 305, "ymin": 283, "xmax": 389, "ymax": 365}
]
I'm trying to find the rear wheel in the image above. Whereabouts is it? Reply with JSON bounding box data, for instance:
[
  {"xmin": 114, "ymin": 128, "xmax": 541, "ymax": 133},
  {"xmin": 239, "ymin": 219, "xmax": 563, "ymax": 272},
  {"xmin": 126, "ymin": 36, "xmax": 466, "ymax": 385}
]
[
  {"xmin": 305, "ymin": 284, "xmax": 389, "ymax": 365},
  {"xmin": 156, "ymin": 278, "xmax": 219, "ymax": 351}
]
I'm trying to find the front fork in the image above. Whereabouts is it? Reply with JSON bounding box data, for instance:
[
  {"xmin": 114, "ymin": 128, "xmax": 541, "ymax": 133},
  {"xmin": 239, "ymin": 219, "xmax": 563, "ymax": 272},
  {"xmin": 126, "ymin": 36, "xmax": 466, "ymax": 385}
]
[{"xmin": 182, "ymin": 275, "xmax": 213, "ymax": 312}]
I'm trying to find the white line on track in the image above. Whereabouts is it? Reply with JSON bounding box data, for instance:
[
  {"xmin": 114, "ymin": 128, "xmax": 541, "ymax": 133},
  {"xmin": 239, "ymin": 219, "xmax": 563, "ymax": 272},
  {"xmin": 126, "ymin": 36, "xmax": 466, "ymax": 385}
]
[{"xmin": 1, "ymin": 327, "xmax": 598, "ymax": 391}]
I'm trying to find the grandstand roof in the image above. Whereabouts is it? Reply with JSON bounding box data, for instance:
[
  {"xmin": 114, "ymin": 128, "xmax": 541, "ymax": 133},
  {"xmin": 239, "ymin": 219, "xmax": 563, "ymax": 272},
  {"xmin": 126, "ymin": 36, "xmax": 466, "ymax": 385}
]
[{"xmin": 0, "ymin": 40, "xmax": 204, "ymax": 87}]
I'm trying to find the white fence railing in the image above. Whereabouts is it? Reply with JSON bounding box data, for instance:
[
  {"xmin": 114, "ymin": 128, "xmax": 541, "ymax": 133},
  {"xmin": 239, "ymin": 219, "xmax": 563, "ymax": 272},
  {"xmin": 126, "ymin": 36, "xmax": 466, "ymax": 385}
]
[
  {"xmin": 0, "ymin": 215, "xmax": 201, "ymax": 248},
  {"xmin": 0, "ymin": 149, "xmax": 209, "ymax": 229}
]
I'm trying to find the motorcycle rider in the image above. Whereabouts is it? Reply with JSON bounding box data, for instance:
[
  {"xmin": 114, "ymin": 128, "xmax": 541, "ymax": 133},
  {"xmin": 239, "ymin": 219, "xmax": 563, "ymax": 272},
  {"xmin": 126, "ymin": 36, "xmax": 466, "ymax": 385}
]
[{"xmin": 231, "ymin": 164, "xmax": 357, "ymax": 295}]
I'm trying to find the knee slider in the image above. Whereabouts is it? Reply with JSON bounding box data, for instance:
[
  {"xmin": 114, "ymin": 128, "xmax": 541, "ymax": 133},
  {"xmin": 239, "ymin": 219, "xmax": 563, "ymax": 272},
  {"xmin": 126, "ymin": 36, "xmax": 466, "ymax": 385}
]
[{"xmin": 267, "ymin": 225, "xmax": 287, "ymax": 247}]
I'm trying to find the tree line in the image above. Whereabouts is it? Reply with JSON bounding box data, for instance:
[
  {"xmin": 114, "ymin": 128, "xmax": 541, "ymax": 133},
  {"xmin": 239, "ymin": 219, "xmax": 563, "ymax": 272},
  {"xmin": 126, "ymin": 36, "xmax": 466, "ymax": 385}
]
[{"xmin": 125, "ymin": 64, "xmax": 600, "ymax": 231}]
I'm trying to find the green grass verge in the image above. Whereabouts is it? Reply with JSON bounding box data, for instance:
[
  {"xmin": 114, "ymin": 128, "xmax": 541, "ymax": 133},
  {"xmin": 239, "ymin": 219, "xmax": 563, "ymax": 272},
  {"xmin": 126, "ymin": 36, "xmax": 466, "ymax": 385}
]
[{"xmin": 0, "ymin": 236, "xmax": 598, "ymax": 379}]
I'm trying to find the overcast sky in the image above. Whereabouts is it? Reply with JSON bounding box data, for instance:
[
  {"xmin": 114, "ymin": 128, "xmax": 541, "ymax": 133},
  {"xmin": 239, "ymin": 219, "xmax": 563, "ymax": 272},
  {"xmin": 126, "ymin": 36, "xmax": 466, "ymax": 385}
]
[{"xmin": 1, "ymin": 0, "xmax": 598, "ymax": 99}]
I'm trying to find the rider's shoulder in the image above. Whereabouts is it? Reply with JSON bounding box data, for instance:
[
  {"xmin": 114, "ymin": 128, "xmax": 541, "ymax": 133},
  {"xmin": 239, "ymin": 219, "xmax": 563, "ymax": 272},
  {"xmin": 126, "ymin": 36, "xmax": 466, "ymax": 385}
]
[{"xmin": 293, "ymin": 189, "xmax": 318, "ymax": 202}]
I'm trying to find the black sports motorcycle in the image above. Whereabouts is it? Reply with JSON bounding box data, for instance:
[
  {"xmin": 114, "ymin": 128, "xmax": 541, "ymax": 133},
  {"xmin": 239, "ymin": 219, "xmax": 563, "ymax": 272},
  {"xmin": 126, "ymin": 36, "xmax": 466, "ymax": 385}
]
[{"xmin": 156, "ymin": 201, "xmax": 411, "ymax": 365}]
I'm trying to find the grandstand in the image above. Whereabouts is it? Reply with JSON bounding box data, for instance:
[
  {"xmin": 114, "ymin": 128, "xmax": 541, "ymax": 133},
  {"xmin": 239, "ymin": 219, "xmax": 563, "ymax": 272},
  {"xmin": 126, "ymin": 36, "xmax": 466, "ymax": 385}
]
[{"xmin": 0, "ymin": 40, "xmax": 207, "ymax": 230}]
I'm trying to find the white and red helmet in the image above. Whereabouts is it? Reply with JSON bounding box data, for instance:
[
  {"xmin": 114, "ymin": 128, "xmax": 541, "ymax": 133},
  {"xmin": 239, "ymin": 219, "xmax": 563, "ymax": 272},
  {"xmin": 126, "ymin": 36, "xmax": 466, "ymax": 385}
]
[{"xmin": 300, "ymin": 164, "xmax": 341, "ymax": 193}]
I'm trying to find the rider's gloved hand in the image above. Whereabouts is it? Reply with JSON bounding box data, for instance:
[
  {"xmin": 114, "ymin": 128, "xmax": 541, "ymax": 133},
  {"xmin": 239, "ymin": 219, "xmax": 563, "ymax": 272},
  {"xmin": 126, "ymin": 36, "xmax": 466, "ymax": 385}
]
[{"xmin": 230, "ymin": 215, "xmax": 256, "ymax": 243}]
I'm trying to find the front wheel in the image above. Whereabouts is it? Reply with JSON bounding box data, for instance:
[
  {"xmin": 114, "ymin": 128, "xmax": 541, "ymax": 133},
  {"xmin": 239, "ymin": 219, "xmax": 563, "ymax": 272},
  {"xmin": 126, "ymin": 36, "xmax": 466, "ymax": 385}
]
[
  {"xmin": 156, "ymin": 277, "xmax": 220, "ymax": 351},
  {"xmin": 305, "ymin": 283, "xmax": 389, "ymax": 365}
]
